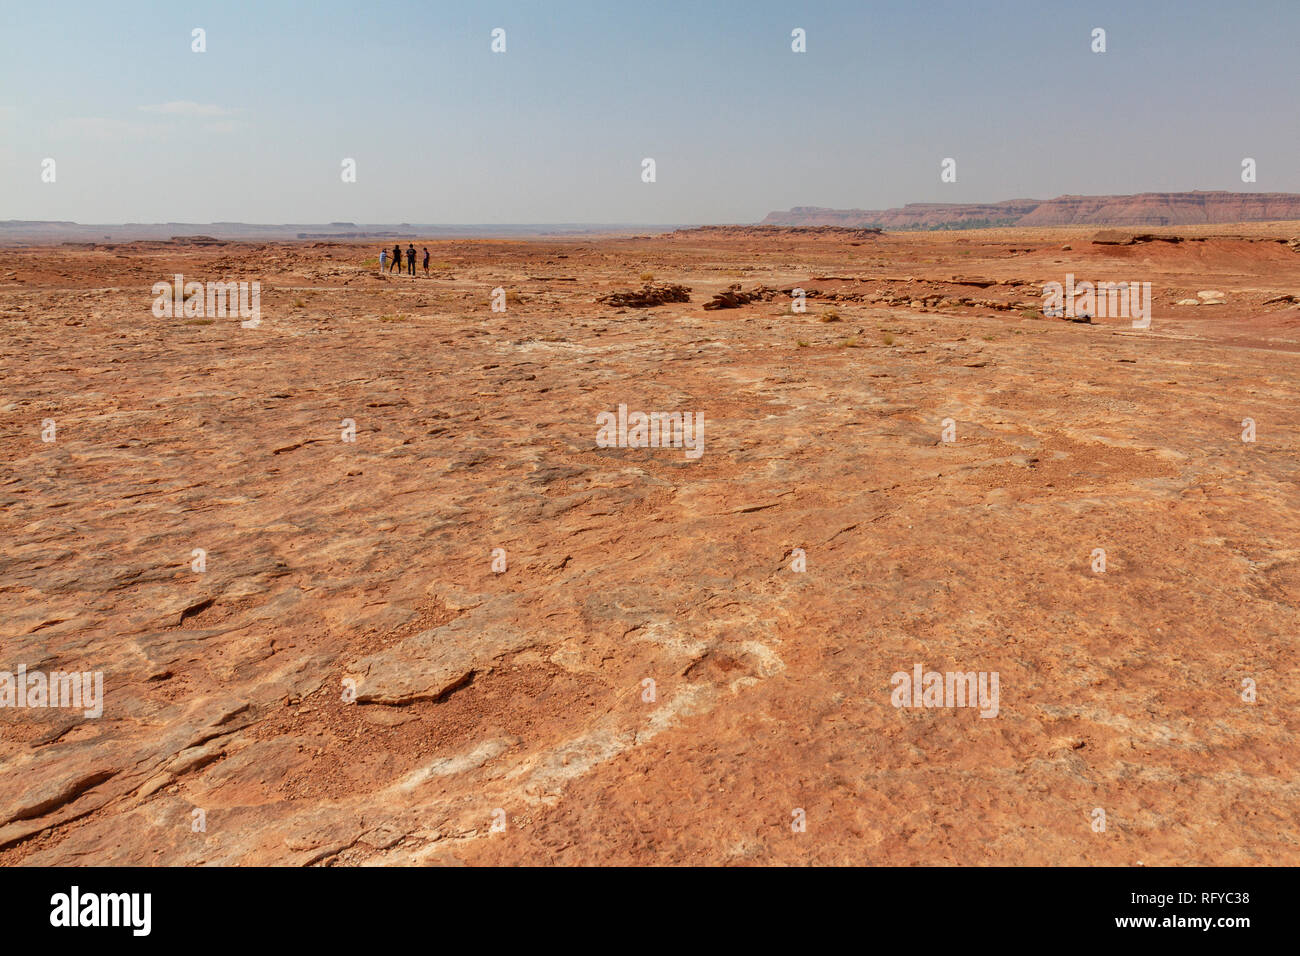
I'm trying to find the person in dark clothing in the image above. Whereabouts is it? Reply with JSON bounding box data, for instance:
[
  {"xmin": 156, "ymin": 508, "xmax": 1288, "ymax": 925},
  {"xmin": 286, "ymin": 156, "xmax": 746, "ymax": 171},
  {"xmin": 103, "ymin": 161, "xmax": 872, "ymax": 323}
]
[
  {"xmin": 406, "ymin": 244, "xmax": 416, "ymax": 276},
  {"xmin": 422, "ymin": 248, "xmax": 430, "ymax": 275},
  {"xmin": 390, "ymin": 244, "xmax": 402, "ymax": 273}
]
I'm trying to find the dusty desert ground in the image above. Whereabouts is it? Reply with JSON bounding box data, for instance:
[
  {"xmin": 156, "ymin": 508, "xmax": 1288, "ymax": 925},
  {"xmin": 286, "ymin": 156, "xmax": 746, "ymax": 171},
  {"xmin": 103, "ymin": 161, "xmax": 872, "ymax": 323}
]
[{"xmin": 2, "ymin": 223, "xmax": 1298, "ymax": 865}]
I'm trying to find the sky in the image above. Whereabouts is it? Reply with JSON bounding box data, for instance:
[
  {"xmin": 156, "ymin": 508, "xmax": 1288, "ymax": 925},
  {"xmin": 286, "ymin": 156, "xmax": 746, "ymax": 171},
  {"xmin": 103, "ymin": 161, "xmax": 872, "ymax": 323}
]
[{"xmin": 1, "ymin": 0, "xmax": 1298, "ymax": 224}]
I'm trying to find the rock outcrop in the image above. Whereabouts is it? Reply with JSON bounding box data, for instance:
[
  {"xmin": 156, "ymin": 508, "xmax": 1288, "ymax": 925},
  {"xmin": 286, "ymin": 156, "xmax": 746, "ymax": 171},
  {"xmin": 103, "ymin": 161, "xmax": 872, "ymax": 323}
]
[
  {"xmin": 595, "ymin": 283, "xmax": 691, "ymax": 308},
  {"xmin": 702, "ymin": 284, "xmax": 783, "ymax": 310}
]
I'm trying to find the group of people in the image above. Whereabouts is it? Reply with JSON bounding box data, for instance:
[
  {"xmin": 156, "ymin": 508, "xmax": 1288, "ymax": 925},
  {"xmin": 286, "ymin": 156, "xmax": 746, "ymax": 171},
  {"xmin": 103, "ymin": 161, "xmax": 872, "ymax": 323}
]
[{"xmin": 379, "ymin": 243, "xmax": 430, "ymax": 276}]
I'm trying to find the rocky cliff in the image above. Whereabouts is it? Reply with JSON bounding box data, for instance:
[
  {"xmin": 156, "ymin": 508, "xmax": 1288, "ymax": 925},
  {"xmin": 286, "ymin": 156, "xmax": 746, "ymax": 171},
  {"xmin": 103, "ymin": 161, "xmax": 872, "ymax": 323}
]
[{"xmin": 762, "ymin": 192, "xmax": 1300, "ymax": 229}]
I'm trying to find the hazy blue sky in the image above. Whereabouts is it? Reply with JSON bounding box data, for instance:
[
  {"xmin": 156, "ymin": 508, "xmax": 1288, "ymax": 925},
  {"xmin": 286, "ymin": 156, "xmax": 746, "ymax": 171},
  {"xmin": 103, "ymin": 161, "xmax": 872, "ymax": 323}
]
[{"xmin": 2, "ymin": 0, "xmax": 1297, "ymax": 224}]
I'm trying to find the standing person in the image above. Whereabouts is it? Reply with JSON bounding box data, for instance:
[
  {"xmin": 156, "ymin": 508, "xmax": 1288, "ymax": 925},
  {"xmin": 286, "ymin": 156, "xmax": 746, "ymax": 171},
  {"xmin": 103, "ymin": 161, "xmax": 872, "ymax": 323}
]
[
  {"xmin": 422, "ymin": 247, "xmax": 430, "ymax": 275},
  {"xmin": 390, "ymin": 244, "xmax": 402, "ymax": 273},
  {"xmin": 406, "ymin": 243, "xmax": 416, "ymax": 276},
  {"xmin": 379, "ymin": 248, "xmax": 387, "ymax": 273}
]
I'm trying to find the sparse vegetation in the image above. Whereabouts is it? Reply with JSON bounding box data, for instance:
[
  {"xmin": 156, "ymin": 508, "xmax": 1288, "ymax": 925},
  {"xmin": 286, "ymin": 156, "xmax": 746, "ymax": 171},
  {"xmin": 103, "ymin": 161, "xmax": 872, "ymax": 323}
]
[
  {"xmin": 379, "ymin": 313, "xmax": 408, "ymax": 322},
  {"xmin": 796, "ymin": 339, "xmax": 810, "ymax": 348},
  {"xmin": 882, "ymin": 332, "xmax": 895, "ymax": 345},
  {"xmin": 293, "ymin": 299, "xmax": 306, "ymax": 309},
  {"xmin": 820, "ymin": 308, "xmax": 842, "ymax": 322},
  {"xmin": 639, "ymin": 272, "xmax": 655, "ymax": 282}
]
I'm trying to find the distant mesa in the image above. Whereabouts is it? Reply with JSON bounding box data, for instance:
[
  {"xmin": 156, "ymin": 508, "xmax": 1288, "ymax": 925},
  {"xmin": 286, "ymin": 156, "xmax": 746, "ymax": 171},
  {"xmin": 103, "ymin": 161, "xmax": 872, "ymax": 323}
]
[
  {"xmin": 674, "ymin": 225, "xmax": 884, "ymax": 240},
  {"xmin": 762, "ymin": 192, "xmax": 1300, "ymax": 230},
  {"xmin": 763, "ymin": 201, "xmax": 1034, "ymax": 231}
]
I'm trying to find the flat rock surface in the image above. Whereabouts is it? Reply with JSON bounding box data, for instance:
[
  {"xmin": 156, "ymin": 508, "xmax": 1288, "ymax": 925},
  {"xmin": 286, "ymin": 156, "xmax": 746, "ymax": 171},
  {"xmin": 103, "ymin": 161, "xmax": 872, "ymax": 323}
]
[{"xmin": 2, "ymin": 225, "xmax": 1298, "ymax": 865}]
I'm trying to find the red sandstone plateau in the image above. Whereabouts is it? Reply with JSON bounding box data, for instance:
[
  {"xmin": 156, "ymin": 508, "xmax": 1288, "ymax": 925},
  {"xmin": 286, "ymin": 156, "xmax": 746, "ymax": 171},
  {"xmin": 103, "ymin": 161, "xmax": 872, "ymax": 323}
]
[
  {"xmin": 764, "ymin": 191, "xmax": 1300, "ymax": 229},
  {"xmin": 2, "ymin": 222, "xmax": 1299, "ymax": 865}
]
